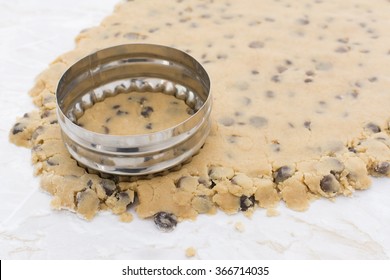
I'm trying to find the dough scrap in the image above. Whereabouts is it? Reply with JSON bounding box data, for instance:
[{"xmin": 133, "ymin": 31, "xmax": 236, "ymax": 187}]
[{"xmin": 9, "ymin": 0, "xmax": 390, "ymax": 223}]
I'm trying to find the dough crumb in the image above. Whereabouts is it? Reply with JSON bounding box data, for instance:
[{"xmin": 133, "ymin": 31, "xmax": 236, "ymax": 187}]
[
  {"xmin": 234, "ymin": 221, "xmax": 245, "ymax": 232},
  {"xmin": 185, "ymin": 247, "xmax": 197, "ymax": 258},
  {"xmin": 119, "ymin": 212, "xmax": 133, "ymax": 223},
  {"xmin": 266, "ymin": 208, "xmax": 279, "ymax": 217}
]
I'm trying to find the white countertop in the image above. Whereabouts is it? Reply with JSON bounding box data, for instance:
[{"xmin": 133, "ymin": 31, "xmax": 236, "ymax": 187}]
[{"xmin": 0, "ymin": 0, "xmax": 389, "ymax": 260}]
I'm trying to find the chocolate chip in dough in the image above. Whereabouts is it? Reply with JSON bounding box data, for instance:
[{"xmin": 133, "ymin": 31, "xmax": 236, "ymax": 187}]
[
  {"xmin": 154, "ymin": 212, "xmax": 177, "ymax": 232},
  {"xmin": 276, "ymin": 66, "xmax": 287, "ymax": 73},
  {"xmin": 304, "ymin": 121, "xmax": 311, "ymax": 131},
  {"xmin": 265, "ymin": 90, "xmax": 275, "ymax": 98},
  {"xmin": 365, "ymin": 122, "xmax": 381, "ymax": 133},
  {"xmin": 116, "ymin": 110, "xmax": 129, "ymax": 116},
  {"xmin": 368, "ymin": 76, "xmax": 378, "ymax": 83},
  {"xmin": 141, "ymin": 106, "xmax": 154, "ymax": 118},
  {"xmin": 271, "ymin": 75, "xmax": 281, "ymax": 83},
  {"xmin": 99, "ymin": 179, "xmax": 116, "ymax": 196},
  {"xmin": 145, "ymin": 123, "xmax": 153, "ymax": 130},
  {"xmin": 320, "ymin": 174, "xmax": 340, "ymax": 193},
  {"xmin": 102, "ymin": 125, "xmax": 110, "ymax": 134},
  {"xmin": 248, "ymin": 41, "xmax": 264, "ymax": 49},
  {"xmin": 374, "ymin": 162, "xmax": 390, "ymax": 175},
  {"xmin": 273, "ymin": 166, "xmax": 294, "ymax": 183},
  {"xmin": 239, "ymin": 195, "xmax": 255, "ymax": 211},
  {"xmin": 249, "ymin": 116, "xmax": 268, "ymax": 128},
  {"xmin": 335, "ymin": 46, "xmax": 350, "ymax": 53},
  {"xmin": 12, "ymin": 122, "xmax": 24, "ymax": 135},
  {"xmin": 219, "ymin": 117, "xmax": 235, "ymax": 127},
  {"xmin": 46, "ymin": 159, "xmax": 59, "ymax": 166}
]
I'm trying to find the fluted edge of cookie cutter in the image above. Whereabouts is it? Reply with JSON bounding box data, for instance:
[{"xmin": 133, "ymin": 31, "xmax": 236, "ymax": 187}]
[{"xmin": 56, "ymin": 44, "xmax": 211, "ymax": 176}]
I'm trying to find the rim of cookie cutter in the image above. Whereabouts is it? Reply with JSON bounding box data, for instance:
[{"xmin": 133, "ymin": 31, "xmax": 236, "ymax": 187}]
[{"xmin": 56, "ymin": 44, "xmax": 212, "ymax": 176}]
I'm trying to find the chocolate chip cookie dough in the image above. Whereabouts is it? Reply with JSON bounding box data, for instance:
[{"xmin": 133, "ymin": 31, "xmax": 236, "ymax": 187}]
[
  {"xmin": 77, "ymin": 92, "xmax": 192, "ymax": 135},
  {"xmin": 9, "ymin": 0, "xmax": 390, "ymax": 225}
]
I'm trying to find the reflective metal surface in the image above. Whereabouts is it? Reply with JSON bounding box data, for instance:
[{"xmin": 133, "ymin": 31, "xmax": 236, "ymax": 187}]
[{"xmin": 56, "ymin": 44, "xmax": 211, "ymax": 175}]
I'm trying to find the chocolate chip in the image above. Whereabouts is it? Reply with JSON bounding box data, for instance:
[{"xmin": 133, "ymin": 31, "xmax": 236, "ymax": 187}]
[
  {"xmin": 249, "ymin": 116, "xmax": 268, "ymax": 128},
  {"xmin": 145, "ymin": 123, "xmax": 153, "ymax": 130},
  {"xmin": 337, "ymin": 38, "xmax": 349, "ymax": 44},
  {"xmin": 141, "ymin": 106, "xmax": 154, "ymax": 118},
  {"xmin": 116, "ymin": 191, "xmax": 129, "ymax": 200},
  {"xmin": 219, "ymin": 117, "xmax": 235, "ymax": 127},
  {"xmin": 31, "ymin": 126, "xmax": 44, "ymax": 140},
  {"xmin": 304, "ymin": 78, "xmax": 313, "ymax": 83},
  {"xmin": 271, "ymin": 75, "xmax": 281, "ymax": 83},
  {"xmin": 116, "ymin": 110, "xmax": 129, "ymax": 116},
  {"xmin": 365, "ymin": 122, "xmax": 381, "ymax": 133},
  {"xmin": 217, "ymin": 54, "xmax": 228, "ymax": 59},
  {"xmin": 241, "ymin": 97, "xmax": 251, "ymax": 106},
  {"xmin": 102, "ymin": 125, "xmax": 110, "ymax": 134},
  {"xmin": 228, "ymin": 135, "xmax": 238, "ymax": 143},
  {"xmin": 112, "ymin": 105, "xmax": 121, "ymax": 109},
  {"xmin": 46, "ymin": 159, "xmax": 58, "ymax": 166},
  {"xmin": 248, "ymin": 41, "xmax": 264, "ymax": 49},
  {"xmin": 99, "ymin": 179, "xmax": 116, "ymax": 196},
  {"xmin": 12, "ymin": 123, "xmax": 24, "ymax": 135},
  {"xmin": 348, "ymin": 147, "xmax": 357, "ymax": 153},
  {"xmin": 251, "ymin": 70, "xmax": 259, "ymax": 75},
  {"xmin": 277, "ymin": 66, "xmax": 287, "ymax": 73},
  {"xmin": 374, "ymin": 162, "xmax": 389, "ymax": 175},
  {"xmin": 273, "ymin": 166, "xmax": 294, "ymax": 183},
  {"xmin": 320, "ymin": 174, "xmax": 340, "ymax": 193},
  {"xmin": 198, "ymin": 178, "xmax": 209, "ymax": 187},
  {"xmin": 87, "ymin": 180, "xmax": 93, "ymax": 188},
  {"xmin": 304, "ymin": 121, "xmax": 311, "ymax": 131},
  {"xmin": 240, "ymin": 195, "xmax": 255, "ymax": 211},
  {"xmin": 297, "ymin": 18, "xmax": 310, "ymax": 25},
  {"xmin": 40, "ymin": 110, "xmax": 51, "ymax": 118},
  {"xmin": 149, "ymin": 27, "xmax": 159, "ymax": 33},
  {"xmin": 368, "ymin": 77, "xmax": 378, "ymax": 82},
  {"xmin": 350, "ymin": 90, "xmax": 359, "ymax": 98},
  {"xmin": 154, "ymin": 212, "xmax": 177, "ymax": 232},
  {"xmin": 335, "ymin": 46, "xmax": 350, "ymax": 53},
  {"xmin": 271, "ymin": 142, "xmax": 281, "ymax": 152},
  {"xmin": 266, "ymin": 90, "xmax": 275, "ymax": 98},
  {"xmin": 105, "ymin": 117, "xmax": 111, "ymax": 123},
  {"xmin": 76, "ymin": 190, "xmax": 88, "ymax": 204},
  {"xmin": 306, "ymin": 70, "xmax": 315, "ymax": 76}
]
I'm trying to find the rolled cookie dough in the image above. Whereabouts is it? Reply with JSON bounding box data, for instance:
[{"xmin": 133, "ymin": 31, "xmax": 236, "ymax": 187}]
[
  {"xmin": 77, "ymin": 92, "xmax": 192, "ymax": 135},
  {"xmin": 9, "ymin": 0, "xmax": 390, "ymax": 224}
]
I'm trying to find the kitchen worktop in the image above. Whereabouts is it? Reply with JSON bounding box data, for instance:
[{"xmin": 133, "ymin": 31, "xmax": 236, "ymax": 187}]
[{"xmin": 0, "ymin": 0, "xmax": 389, "ymax": 259}]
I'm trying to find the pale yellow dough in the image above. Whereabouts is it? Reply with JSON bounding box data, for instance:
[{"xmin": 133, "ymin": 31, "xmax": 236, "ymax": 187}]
[
  {"xmin": 9, "ymin": 0, "xmax": 390, "ymax": 224},
  {"xmin": 78, "ymin": 92, "xmax": 191, "ymax": 135}
]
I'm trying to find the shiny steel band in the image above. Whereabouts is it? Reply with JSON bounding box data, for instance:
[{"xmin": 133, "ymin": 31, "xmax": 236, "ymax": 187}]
[{"xmin": 56, "ymin": 44, "xmax": 211, "ymax": 175}]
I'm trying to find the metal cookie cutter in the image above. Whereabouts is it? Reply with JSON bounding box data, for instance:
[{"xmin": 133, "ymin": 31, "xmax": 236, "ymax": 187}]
[{"xmin": 56, "ymin": 44, "xmax": 211, "ymax": 175}]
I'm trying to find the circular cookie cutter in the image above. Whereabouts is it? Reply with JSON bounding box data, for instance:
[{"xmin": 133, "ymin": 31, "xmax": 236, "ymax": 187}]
[{"xmin": 56, "ymin": 44, "xmax": 211, "ymax": 176}]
